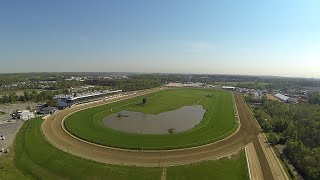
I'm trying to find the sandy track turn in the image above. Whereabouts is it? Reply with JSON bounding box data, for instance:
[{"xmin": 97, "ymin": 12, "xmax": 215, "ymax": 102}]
[{"xmin": 41, "ymin": 90, "xmax": 279, "ymax": 179}]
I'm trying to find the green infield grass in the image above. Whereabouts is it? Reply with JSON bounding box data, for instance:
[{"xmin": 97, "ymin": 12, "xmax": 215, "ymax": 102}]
[{"xmin": 64, "ymin": 88, "xmax": 237, "ymax": 150}]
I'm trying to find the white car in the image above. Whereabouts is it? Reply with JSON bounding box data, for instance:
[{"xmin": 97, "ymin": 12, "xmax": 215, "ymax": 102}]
[
  {"xmin": 0, "ymin": 148, "xmax": 4, "ymax": 152},
  {"xmin": 0, "ymin": 135, "xmax": 5, "ymax": 140}
]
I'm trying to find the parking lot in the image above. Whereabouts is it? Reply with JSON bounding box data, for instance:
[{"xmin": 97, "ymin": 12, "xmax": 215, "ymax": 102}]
[{"xmin": 0, "ymin": 102, "xmax": 38, "ymax": 155}]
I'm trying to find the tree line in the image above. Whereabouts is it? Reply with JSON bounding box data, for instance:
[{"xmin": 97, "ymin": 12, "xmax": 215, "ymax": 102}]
[
  {"xmin": 251, "ymin": 98, "xmax": 320, "ymax": 179},
  {"xmin": 0, "ymin": 89, "xmax": 69, "ymax": 104},
  {"xmin": 85, "ymin": 77, "xmax": 163, "ymax": 92}
]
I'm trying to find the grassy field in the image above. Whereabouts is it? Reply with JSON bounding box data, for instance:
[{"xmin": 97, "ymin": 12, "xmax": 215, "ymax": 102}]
[
  {"xmin": 0, "ymin": 152, "xmax": 32, "ymax": 180},
  {"xmin": 65, "ymin": 88, "xmax": 237, "ymax": 150},
  {"xmin": 14, "ymin": 118, "xmax": 162, "ymax": 180},
  {"xmin": 0, "ymin": 111, "xmax": 6, "ymax": 115},
  {"xmin": 167, "ymin": 151, "xmax": 249, "ymax": 180}
]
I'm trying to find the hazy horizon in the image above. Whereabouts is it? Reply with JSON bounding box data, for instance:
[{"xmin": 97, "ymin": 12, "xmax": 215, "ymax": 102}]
[{"xmin": 1, "ymin": 0, "xmax": 319, "ymax": 78}]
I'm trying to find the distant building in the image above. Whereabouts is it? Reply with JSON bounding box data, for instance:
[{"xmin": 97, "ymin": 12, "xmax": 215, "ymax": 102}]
[
  {"xmin": 206, "ymin": 85, "xmax": 215, "ymax": 88},
  {"xmin": 12, "ymin": 110, "xmax": 35, "ymax": 121},
  {"xmin": 56, "ymin": 97, "xmax": 69, "ymax": 109},
  {"xmin": 55, "ymin": 90, "xmax": 122, "ymax": 109},
  {"xmin": 274, "ymin": 93, "xmax": 297, "ymax": 103},
  {"xmin": 165, "ymin": 83, "xmax": 183, "ymax": 87},
  {"xmin": 165, "ymin": 82, "xmax": 205, "ymax": 88},
  {"xmin": 39, "ymin": 106, "xmax": 57, "ymax": 115},
  {"xmin": 182, "ymin": 82, "xmax": 204, "ymax": 87},
  {"xmin": 222, "ymin": 86, "xmax": 236, "ymax": 90}
]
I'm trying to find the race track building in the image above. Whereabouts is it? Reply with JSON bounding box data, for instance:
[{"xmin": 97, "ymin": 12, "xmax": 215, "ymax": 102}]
[
  {"xmin": 12, "ymin": 110, "xmax": 35, "ymax": 121},
  {"xmin": 39, "ymin": 106, "xmax": 58, "ymax": 115},
  {"xmin": 274, "ymin": 93, "xmax": 297, "ymax": 103},
  {"xmin": 55, "ymin": 90, "xmax": 122, "ymax": 109},
  {"xmin": 222, "ymin": 86, "xmax": 236, "ymax": 90}
]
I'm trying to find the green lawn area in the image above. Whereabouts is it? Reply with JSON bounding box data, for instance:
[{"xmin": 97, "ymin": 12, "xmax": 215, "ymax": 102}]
[
  {"xmin": 14, "ymin": 118, "xmax": 162, "ymax": 180},
  {"xmin": 65, "ymin": 88, "xmax": 237, "ymax": 150},
  {"xmin": 0, "ymin": 152, "xmax": 32, "ymax": 180},
  {"xmin": 0, "ymin": 111, "xmax": 6, "ymax": 115},
  {"xmin": 167, "ymin": 151, "xmax": 249, "ymax": 180}
]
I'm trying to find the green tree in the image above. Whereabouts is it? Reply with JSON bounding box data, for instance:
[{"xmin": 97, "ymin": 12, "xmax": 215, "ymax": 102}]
[{"xmin": 268, "ymin": 132, "xmax": 280, "ymax": 145}]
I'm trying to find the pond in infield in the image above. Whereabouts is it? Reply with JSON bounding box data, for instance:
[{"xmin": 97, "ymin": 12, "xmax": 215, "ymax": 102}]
[{"xmin": 102, "ymin": 105, "xmax": 206, "ymax": 134}]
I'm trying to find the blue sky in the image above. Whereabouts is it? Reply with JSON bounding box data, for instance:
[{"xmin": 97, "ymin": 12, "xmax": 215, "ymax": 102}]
[{"xmin": 0, "ymin": 0, "xmax": 320, "ymax": 77}]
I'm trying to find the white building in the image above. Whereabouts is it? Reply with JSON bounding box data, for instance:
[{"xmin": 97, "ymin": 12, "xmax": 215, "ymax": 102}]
[
  {"xmin": 17, "ymin": 110, "xmax": 35, "ymax": 121},
  {"xmin": 274, "ymin": 93, "xmax": 297, "ymax": 103},
  {"xmin": 222, "ymin": 86, "xmax": 236, "ymax": 90}
]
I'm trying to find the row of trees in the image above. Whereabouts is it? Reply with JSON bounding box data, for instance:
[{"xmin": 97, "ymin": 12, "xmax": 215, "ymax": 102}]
[
  {"xmin": 0, "ymin": 89, "xmax": 69, "ymax": 104},
  {"xmin": 252, "ymin": 99, "xmax": 320, "ymax": 179},
  {"xmin": 86, "ymin": 78, "xmax": 163, "ymax": 92}
]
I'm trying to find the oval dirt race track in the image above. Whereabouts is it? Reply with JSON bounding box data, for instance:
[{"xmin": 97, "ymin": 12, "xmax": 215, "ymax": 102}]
[{"xmin": 41, "ymin": 90, "xmax": 274, "ymax": 179}]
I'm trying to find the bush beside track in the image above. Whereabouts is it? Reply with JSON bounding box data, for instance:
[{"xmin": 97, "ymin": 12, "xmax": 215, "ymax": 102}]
[{"xmin": 64, "ymin": 88, "xmax": 237, "ymax": 150}]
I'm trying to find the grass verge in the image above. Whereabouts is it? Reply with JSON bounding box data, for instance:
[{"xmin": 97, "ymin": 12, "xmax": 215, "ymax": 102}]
[{"xmin": 0, "ymin": 151, "xmax": 32, "ymax": 180}]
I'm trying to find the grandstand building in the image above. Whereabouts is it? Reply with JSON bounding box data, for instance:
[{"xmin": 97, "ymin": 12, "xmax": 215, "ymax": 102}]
[{"xmin": 55, "ymin": 90, "xmax": 122, "ymax": 109}]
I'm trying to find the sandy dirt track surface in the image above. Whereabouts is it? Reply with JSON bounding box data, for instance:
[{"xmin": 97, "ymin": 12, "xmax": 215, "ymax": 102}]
[
  {"xmin": 41, "ymin": 89, "xmax": 285, "ymax": 180},
  {"xmin": 246, "ymin": 142, "xmax": 264, "ymax": 180},
  {"xmin": 258, "ymin": 134, "xmax": 289, "ymax": 180}
]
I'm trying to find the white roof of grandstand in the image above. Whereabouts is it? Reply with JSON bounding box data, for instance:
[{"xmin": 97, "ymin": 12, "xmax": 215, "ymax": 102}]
[
  {"xmin": 222, "ymin": 86, "xmax": 236, "ymax": 89},
  {"xmin": 55, "ymin": 90, "xmax": 122, "ymax": 100},
  {"xmin": 71, "ymin": 90, "xmax": 122, "ymax": 100},
  {"xmin": 275, "ymin": 93, "xmax": 290, "ymax": 101}
]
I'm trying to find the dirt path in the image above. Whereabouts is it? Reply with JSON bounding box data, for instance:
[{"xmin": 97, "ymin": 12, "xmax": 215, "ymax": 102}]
[
  {"xmin": 246, "ymin": 142, "xmax": 264, "ymax": 180},
  {"xmin": 41, "ymin": 90, "xmax": 285, "ymax": 180},
  {"xmin": 161, "ymin": 168, "xmax": 167, "ymax": 180},
  {"xmin": 257, "ymin": 134, "xmax": 289, "ymax": 180}
]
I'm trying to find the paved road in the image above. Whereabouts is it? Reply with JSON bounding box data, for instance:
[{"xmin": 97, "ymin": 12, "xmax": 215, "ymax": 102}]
[{"xmin": 41, "ymin": 90, "xmax": 283, "ymax": 179}]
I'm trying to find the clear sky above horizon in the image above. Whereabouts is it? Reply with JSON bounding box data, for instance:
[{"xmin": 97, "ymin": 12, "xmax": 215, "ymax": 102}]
[{"xmin": 1, "ymin": 0, "xmax": 320, "ymax": 78}]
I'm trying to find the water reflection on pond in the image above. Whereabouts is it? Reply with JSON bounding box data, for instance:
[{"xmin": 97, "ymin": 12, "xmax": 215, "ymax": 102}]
[{"xmin": 103, "ymin": 105, "xmax": 206, "ymax": 134}]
